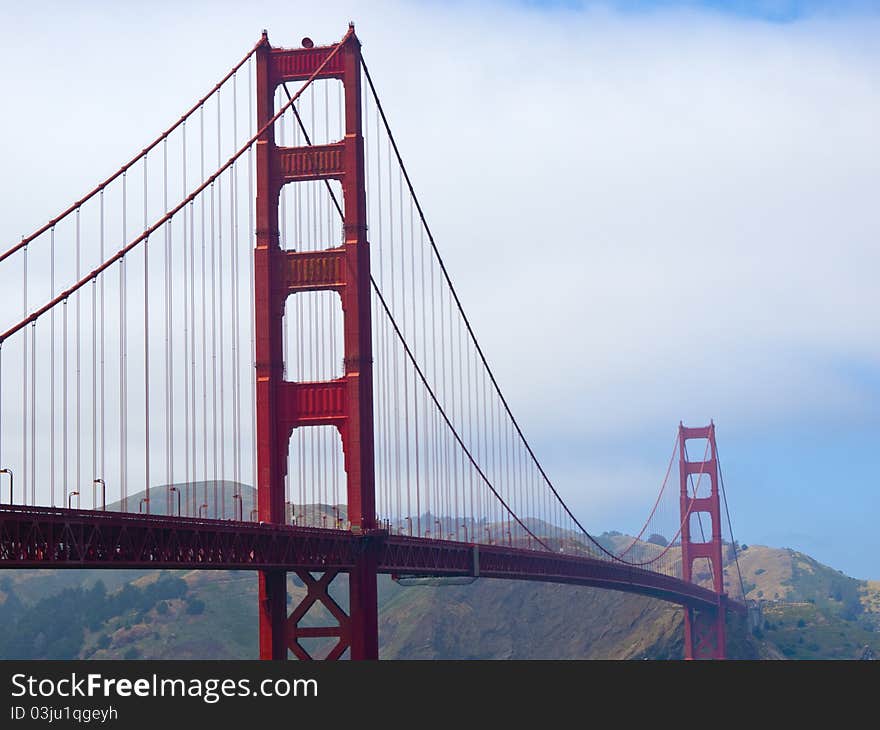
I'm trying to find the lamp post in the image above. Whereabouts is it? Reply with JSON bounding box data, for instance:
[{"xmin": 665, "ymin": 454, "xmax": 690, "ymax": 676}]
[
  {"xmin": 0, "ymin": 468, "xmax": 12, "ymax": 505},
  {"xmin": 461, "ymin": 523, "xmax": 469, "ymax": 542},
  {"xmin": 169, "ymin": 486, "xmax": 181, "ymax": 517},
  {"xmin": 199, "ymin": 503, "xmax": 208, "ymax": 518},
  {"xmin": 139, "ymin": 497, "xmax": 149, "ymax": 514},
  {"xmin": 93, "ymin": 478, "xmax": 106, "ymax": 511},
  {"xmin": 232, "ymin": 493, "xmax": 242, "ymax": 521},
  {"xmin": 68, "ymin": 491, "xmax": 80, "ymax": 509}
]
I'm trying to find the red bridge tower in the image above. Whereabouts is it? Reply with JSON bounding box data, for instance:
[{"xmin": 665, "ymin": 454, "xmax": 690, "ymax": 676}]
[
  {"xmin": 679, "ymin": 422, "xmax": 728, "ymax": 659},
  {"xmin": 254, "ymin": 26, "xmax": 378, "ymax": 660}
]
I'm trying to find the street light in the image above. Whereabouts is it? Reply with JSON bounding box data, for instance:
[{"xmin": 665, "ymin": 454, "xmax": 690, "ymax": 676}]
[
  {"xmin": 461, "ymin": 523, "xmax": 469, "ymax": 542},
  {"xmin": 169, "ymin": 486, "xmax": 181, "ymax": 517},
  {"xmin": 139, "ymin": 497, "xmax": 150, "ymax": 514},
  {"xmin": 0, "ymin": 468, "xmax": 12, "ymax": 505},
  {"xmin": 199, "ymin": 503, "xmax": 208, "ymax": 518},
  {"xmin": 232, "ymin": 493, "xmax": 242, "ymax": 521},
  {"xmin": 93, "ymin": 478, "xmax": 106, "ymax": 511},
  {"xmin": 68, "ymin": 491, "xmax": 80, "ymax": 509}
]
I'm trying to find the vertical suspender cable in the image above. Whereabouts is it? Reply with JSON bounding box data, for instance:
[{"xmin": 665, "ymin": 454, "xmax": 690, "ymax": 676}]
[
  {"xmin": 50, "ymin": 228, "xmax": 56, "ymax": 506},
  {"xmin": 63, "ymin": 295, "xmax": 68, "ymax": 507},
  {"xmin": 201, "ymin": 104, "xmax": 209, "ymax": 515},
  {"xmin": 92, "ymin": 238, "xmax": 97, "ymax": 508},
  {"xmin": 182, "ymin": 122, "xmax": 190, "ymax": 512},
  {"xmin": 280, "ymin": 99, "xmax": 289, "ymax": 508},
  {"xmin": 120, "ymin": 172, "xmax": 127, "ymax": 511},
  {"xmin": 30, "ymin": 321, "xmax": 35, "ymax": 505},
  {"xmin": 189, "ymin": 197, "xmax": 197, "ymax": 513},
  {"xmin": 233, "ymin": 70, "xmax": 242, "ymax": 496},
  {"xmin": 210, "ymin": 174, "xmax": 218, "ymax": 517},
  {"xmin": 164, "ymin": 137, "xmax": 172, "ymax": 509},
  {"xmin": 410, "ymin": 197, "xmax": 420, "ymax": 536},
  {"xmin": 217, "ymin": 88, "xmax": 226, "ymax": 518},
  {"xmin": 248, "ymin": 56, "xmax": 257, "ymax": 516},
  {"xmin": 309, "ymin": 88, "xmax": 320, "ymax": 515},
  {"xmin": 388, "ymin": 138, "xmax": 400, "ymax": 528},
  {"xmin": 321, "ymin": 80, "xmax": 329, "ymax": 517},
  {"xmin": 227, "ymin": 130, "xmax": 237, "ymax": 505},
  {"xmin": 400, "ymin": 168, "xmax": 411, "ymax": 533},
  {"xmin": 76, "ymin": 209, "xmax": 81, "ymax": 507},
  {"xmin": 22, "ymin": 243, "xmax": 28, "ymax": 503},
  {"xmin": 145, "ymin": 153, "xmax": 152, "ymax": 515},
  {"xmin": 100, "ymin": 192, "xmax": 105, "ymax": 508}
]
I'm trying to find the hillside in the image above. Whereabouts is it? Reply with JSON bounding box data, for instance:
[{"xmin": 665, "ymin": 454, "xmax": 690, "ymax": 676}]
[
  {"xmin": 0, "ymin": 492, "xmax": 876, "ymax": 659},
  {"xmin": 0, "ymin": 554, "xmax": 873, "ymax": 659},
  {"xmin": 0, "ymin": 570, "xmax": 743, "ymax": 660}
]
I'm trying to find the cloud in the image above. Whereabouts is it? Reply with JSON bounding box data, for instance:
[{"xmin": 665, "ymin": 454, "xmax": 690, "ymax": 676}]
[{"xmin": 0, "ymin": 1, "xmax": 877, "ymax": 571}]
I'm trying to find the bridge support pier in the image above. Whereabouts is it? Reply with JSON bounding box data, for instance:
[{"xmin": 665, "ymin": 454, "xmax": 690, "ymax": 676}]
[
  {"xmin": 259, "ymin": 570, "xmax": 288, "ymax": 660},
  {"xmin": 348, "ymin": 555, "xmax": 379, "ymax": 660},
  {"xmin": 281, "ymin": 557, "xmax": 378, "ymax": 661},
  {"xmin": 684, "ymin": 602, "xmax": 726, "ymax": 660}
]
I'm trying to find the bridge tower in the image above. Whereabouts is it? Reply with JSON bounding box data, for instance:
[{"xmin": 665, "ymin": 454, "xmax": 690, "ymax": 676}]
[
  {"xmin": 679, "ymin": 422, "xmax": 727, "ymax": 659},
  {"xmin": 254, "ymin": 27, "xmax": 378, "ymax": 660}
]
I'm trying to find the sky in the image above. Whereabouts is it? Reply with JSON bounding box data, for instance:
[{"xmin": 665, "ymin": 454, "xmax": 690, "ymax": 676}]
[{"xmin": 0, "ymin": 0, "xmax": 878, "ymax": 578}]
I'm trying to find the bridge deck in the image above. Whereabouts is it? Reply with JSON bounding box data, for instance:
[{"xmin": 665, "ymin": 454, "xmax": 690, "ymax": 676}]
[{"xmin": 0, "ymin": 505, "xmax": 743, "ymax": 613}]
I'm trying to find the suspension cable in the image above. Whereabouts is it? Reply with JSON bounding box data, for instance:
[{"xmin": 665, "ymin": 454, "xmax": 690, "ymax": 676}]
[
  {"xmin": 360, "ymin": 56, "xmax": 622, "ymax": 559},
  {"xmin": 0, "ymin": 39, "xmax": 264, "ymax": 265},
  {"xmin": 0, "ymin": 30, "xmax": 352, "ymax": 346},
  {"xmin": 716, "ymin": 443, "xmax": 748, "ymax": 601},
  {"xmin": 372, "ymin": 278, "xmax": 551, "ymax": 551}
]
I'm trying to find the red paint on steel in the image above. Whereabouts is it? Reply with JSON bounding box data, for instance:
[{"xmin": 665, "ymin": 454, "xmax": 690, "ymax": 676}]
[
  {"xmin": 679, "ymin": 422, "xmax": 728, "ymax": 659},
  {"xmin": 0, "ymin": 505, "xmax": 745, "ymax": 617},
  {"xmin": 254, "ymin": 27, "xmax": 378, "ymax": 660}
]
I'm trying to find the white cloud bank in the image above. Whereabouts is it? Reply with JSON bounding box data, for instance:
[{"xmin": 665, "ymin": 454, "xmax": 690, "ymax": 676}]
[{"xmin": 0, "ymin": 1, "xmax": 877, "ymax": 558}]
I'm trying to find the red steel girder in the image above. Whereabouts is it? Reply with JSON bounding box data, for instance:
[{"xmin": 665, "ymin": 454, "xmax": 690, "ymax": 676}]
[
  {"xmin": 287, "ymin": 570, "xmax": 351, "ymax": 660},
  {"xmin": 270, "ymin": 44, "xmax": 345, "ymax": 83},
  {"xmin": 0, "ymin": 505, "xmax": 746, "ymax": 618},
  {"xmin": 277, "ymin": 143, "xmax": 345, "ymax": 182},
  {"xmin": 283, "ymin": 248, "xmax": 346, "ymax": 293}
]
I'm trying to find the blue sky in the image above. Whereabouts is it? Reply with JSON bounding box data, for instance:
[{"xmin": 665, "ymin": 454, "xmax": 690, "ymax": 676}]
[
  {"xmin": 520, "ymin": 0, "xmax": 880, "ymax": 22},
  {"xmin": 0, "ymin": 0, "xmax": 877, "ymax": 580}
]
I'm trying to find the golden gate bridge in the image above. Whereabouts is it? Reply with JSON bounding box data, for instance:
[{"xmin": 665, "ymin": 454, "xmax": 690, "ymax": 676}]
[{"xmin": 0, "ymin": 26, "xmax": 746, "ymax": 660}]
